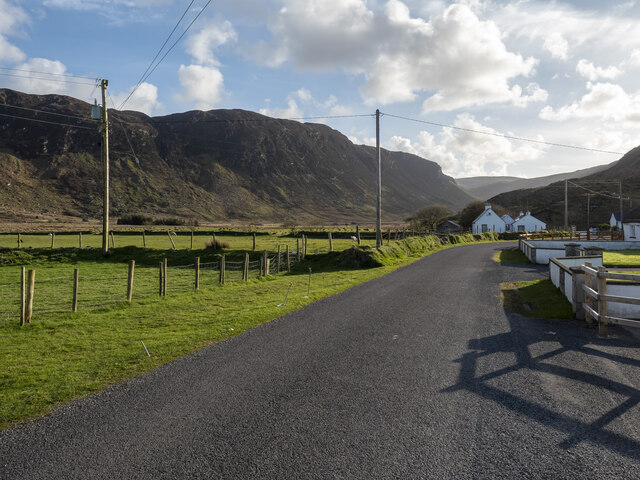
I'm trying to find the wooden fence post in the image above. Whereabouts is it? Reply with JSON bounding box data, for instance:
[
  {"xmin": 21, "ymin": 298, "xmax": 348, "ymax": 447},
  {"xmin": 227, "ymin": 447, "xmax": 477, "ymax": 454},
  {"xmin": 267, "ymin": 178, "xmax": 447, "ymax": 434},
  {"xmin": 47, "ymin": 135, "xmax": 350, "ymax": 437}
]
[
  {"xmin": 328, "ymin": 232, "xmax": 333, "ymax": 252},
  {"xmin": 286, "ymin": 245, "xmax": 291, "ymax": 272},
  {"xmin": 597, "ymin": 266, "xmax": 608, "ymax": 336},
  {"xmin": 25, "ymin": 269, "xmax": 35, "ymax": 324},
  {"xmin": 159, "ymin": 261, "xmax": 163, "ymax": 297},
  {"xmin": 195, "ymin": 257, "xmax": 200, "ymax": 291},
  {"xmin": 167, "ymin": 231, "xmax": 176, "ymax": 250},
  {"xmin": 297, "ymin": 238, "xmax": 301, "ymax": 261},
  {"xmin": 50, "ymin": 233, "xmax": 55, "ymax": 249},
  {"xmin": 394, "ymin": 230, "xmax": 399, "ymax": 241},
  {"xmin": 78, "ymin": 232, "xmax": 82, "ymax": 249},
  {"xmin": 253, "ymin": 233, "xmax": 256, "ymax": 251},
  {"xmin": 266, "ymin": 258, "xmax": 270, "ymax": 276},
  {"xmin": 142, "ymin": 230, "xmax": 146, "ymax": 247},
  {"xmin": 110, "ymin": 231, "xmax": 115, "ymax": 248},
  {"xmin": 20, "ymin": 266, "xmax": 25, "ymax": 326},
  {"xmin": 190, "ymin": 231, "xmax": 194, "ymax": 250},
  {"xmin": 17, "ymin": 233, "xmax": 21, "ymax": 249},
  {"xmin": 387, "ymin": 228, "xmax": 391, "ymax": 245},
  {"xmin": 584, "ymin": 262, "xmax": 593, "ymax": 324},
  {"xmin": 72, "ymin": 268, "xmax": 79, "ymax": 312},
  {"xmin": 127, "ymin": 260, "xmax": 135, "ymax": 302},
  {"xmin": 356, "ymin": 225, "xmax": 361, "ymax": 245},
  {"xmin": 161, "ymin": 258, "xmax": 167, "ymax": 296},
  {"xmin": 243, "ymin": 252, "xmax": 249, "ymax": 281},
  {"xmin": 219, "ymin": 254, "xmax": 226, "ymax": 285},
  {"xmin": 277, "ymin": 245, "xmax": 281, "ymax": 274}
]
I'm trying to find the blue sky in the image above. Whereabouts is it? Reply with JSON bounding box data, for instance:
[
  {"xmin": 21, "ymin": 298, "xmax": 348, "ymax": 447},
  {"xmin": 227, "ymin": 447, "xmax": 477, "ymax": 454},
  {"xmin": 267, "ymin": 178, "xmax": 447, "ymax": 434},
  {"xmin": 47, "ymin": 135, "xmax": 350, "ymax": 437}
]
[{"xmin": 2, "ymin": 0, "xmax": 640, "ymax": 179}]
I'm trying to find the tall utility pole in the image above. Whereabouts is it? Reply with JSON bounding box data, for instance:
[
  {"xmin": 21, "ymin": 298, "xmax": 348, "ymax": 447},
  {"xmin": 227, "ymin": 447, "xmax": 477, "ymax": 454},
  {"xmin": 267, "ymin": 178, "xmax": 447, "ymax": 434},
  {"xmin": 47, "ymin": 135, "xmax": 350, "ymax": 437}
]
[
  {"xmin": 620, "ymin": 180, "xmax": 623, "ymax": 227},
  {"xmin": 564, "ymin": 179, "xmax": 568, "ymax": 231},
  {"xmin": 375, "ymin": 109, "xmax": 382, "ymax": 249},
  {"xmin": 101, "ymin": 79, "xmax": 110, "ymax": 256}
]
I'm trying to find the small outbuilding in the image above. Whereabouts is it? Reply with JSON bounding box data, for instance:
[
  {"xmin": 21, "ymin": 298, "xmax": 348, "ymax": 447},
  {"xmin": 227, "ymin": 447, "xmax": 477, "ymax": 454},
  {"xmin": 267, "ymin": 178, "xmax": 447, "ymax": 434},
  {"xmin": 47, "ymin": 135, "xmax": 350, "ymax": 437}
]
[{"xmin": 621, "ymin": 207, "xmax": 640, "ymax": 240}]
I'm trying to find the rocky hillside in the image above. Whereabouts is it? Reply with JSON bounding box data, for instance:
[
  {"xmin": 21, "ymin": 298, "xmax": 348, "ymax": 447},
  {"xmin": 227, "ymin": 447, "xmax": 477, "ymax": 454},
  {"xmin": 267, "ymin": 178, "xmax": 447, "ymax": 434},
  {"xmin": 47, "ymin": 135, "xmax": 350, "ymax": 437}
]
[
  {"xmin": 489, "ymin": 147, "xmax": 640, "ymax": 229},
  {"xmin": 0, "ymin": 89, "xmax": 473, "ymax": 224},
  {"xmin": 456, "ymin": 162, "xmax": 615, "ymax": 200}
]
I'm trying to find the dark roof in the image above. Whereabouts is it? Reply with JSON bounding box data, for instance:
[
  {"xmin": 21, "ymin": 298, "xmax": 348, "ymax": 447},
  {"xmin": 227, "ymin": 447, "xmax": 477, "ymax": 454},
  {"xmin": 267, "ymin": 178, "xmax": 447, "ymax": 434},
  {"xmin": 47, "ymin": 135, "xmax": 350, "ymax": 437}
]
[{"xmin": 623, "ymin": 207, "xmax": 640, "ymax": 222}]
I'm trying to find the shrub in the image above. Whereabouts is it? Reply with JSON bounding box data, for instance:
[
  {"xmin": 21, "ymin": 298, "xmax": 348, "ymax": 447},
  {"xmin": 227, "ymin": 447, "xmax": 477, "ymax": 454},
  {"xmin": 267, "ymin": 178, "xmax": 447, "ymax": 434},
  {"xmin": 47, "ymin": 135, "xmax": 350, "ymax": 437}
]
[
  {"xmin": 117, "ymin": 214, "xmax": 152, "ymax": 225},
  {"xmin": 154, "ymin": 217, "xmax": 186, "ymax": 226},
  {"xmin": 205, "ymin": 238, "xmax": 229, "ymax": 250}
]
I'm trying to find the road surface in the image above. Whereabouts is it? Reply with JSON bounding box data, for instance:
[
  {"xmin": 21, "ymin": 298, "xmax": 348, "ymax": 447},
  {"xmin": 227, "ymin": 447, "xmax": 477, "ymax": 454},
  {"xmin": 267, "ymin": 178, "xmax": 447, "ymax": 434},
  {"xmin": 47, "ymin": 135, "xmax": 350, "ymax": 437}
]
[{"xmin": 2, "ymin": 242, "xmax": 640, "ymax": 478}]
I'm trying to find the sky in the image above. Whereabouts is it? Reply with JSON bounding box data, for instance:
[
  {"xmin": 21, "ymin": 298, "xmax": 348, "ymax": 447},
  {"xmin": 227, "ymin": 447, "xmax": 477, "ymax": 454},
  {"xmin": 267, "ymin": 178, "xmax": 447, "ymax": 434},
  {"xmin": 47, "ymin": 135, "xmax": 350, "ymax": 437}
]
[{"xmin": 1, "ymin": 0, "xmax": 640, "ymax": 179}]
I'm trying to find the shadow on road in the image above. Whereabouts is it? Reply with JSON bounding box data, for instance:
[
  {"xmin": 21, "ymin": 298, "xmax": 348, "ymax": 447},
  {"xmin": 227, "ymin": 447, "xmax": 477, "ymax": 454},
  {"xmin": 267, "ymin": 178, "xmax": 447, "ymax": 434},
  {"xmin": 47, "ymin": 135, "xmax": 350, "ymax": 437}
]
[{"xmin": 443, "ymin": 311, "xmax": 640, "ymax": 459}]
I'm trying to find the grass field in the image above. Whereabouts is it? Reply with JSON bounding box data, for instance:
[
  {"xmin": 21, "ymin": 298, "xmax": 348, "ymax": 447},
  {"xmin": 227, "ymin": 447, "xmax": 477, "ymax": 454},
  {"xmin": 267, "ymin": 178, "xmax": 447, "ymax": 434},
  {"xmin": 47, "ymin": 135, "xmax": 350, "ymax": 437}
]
[
  {"xmin": 603, "ymin": 250, "xmax": 640, "ymax": 265},
  {"xmin": 493, "ymin": 247, "xmax": 531, "ymax": 264},
  {"xmin": 0, "ymin": 232, "xmax": 501, "ymax": 430},
  {"xmin": 501, "ymin": 279, "xmax": 574, "ymax": 319}
]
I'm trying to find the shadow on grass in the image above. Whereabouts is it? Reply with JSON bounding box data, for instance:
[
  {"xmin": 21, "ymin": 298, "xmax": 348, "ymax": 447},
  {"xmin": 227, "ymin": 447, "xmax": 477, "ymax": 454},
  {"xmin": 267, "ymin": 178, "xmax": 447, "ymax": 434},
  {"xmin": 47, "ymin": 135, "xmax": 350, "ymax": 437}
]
[{"xmin": 443, "ymin": 309, "xmax": 640, "ymax": 459}]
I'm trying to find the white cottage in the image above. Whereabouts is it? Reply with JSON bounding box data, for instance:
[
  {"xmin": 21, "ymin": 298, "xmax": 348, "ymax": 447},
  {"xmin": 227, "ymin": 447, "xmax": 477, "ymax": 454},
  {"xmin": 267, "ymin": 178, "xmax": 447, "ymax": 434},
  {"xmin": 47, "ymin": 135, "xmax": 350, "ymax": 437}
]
[
  {"xmin": 501, "ymin": 214, "xmax": 515, "ymax": 231},
  {"xmin": 472, "ymin": 206, "xmax": 506, "ymax": 234},
  {"xmin": 610, "ymin": 212, "xmax": 623, "ymax": 230},
  {"xmin": 621, "ymin": 207, "xmax": 640, "ymax": 240},
  {"xmin": 511, "ymin": 211, "xmax": 546, "ymax": 232}
]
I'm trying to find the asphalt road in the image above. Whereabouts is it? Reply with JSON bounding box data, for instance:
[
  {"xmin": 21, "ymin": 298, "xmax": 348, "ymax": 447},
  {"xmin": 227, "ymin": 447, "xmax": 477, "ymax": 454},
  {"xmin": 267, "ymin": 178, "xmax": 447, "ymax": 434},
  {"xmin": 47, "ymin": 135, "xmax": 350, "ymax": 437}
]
[{"xmin": 2, "ymin": 242, "xmax": 640, "ymax": 479}]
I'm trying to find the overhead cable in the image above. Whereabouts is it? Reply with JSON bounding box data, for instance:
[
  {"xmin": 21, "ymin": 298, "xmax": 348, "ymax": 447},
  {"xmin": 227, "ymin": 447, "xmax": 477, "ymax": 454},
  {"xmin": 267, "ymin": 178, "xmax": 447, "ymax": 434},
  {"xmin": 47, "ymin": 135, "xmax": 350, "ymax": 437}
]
[
  {"xmin": 0, "ymin": 112, "xmax": 96, "ymax": 130},
  {"xmin": 382, "ymin": 112, "xmax": 624, "ymax": 156},
  {"xmin": 118, "ymin": 0, "xmax": 212, "ymax": 110}
]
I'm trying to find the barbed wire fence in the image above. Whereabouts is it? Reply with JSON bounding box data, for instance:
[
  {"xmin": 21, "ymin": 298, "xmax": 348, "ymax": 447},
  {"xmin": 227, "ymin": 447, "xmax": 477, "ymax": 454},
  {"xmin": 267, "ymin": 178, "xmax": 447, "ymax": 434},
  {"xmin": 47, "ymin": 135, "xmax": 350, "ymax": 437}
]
[{"xmin": 0, "ymin": 247, "xmax": 329, "ymax": 324}]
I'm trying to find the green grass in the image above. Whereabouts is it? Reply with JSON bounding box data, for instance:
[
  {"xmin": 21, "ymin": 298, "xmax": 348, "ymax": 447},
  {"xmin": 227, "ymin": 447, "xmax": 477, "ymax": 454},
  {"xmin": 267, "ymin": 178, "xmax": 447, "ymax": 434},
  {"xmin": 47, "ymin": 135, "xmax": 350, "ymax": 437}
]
[
  {"xmin": 493, "ymin": 247, "xmax": 531, "ymax": 265},
  {"xmin": 0, "ymin": 233, "xmax": 498, "ymax": 430},
  {"xmin": 500, "ymin": 279, "xmax": 574, "ymax": 319},
  {"xmin": 603, "ymin": 250, "xmax": 640, "ymax": 266}
]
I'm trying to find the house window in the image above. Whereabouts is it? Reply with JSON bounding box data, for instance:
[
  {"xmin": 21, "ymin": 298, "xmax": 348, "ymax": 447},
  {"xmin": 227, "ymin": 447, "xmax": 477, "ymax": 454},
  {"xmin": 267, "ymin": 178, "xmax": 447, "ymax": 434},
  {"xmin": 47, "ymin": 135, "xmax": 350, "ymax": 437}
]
[
  {"xmin": 518, "ymin": 225, "xmax": 525, "ymax": 232},
  {"xmin": 482, "ymin": 224, "xmax": 488, "ymax": 233},
  {"xmin": 632, "ymin": 225, "xmax": 637, "ymax": 238}
]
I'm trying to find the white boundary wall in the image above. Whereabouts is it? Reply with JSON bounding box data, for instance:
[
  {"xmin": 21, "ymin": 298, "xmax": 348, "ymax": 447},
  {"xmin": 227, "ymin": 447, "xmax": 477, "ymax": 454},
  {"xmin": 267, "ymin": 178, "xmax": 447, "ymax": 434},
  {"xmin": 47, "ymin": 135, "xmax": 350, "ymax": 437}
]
[{"xmin": 520, "ymin": 239, "xmax": 640, "ymax": 265}]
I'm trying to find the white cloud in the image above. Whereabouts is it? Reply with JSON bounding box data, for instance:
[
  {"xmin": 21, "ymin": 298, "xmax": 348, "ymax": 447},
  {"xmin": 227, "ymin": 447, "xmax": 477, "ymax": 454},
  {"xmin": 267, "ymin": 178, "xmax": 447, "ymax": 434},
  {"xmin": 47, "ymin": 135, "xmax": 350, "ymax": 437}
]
[
  {"xmin": 0, "ymin": 0, "xmax": 29, "ymax": 35},
  {"xmin": 0, "ymin": 35, "xmax": 25, "ymax": 63},
  {"xmin": 3, "ymin": 58, "xmax": 92, "ymax": 98},
  {"xmin": 576, "ymin": 60, "xmax": 621, "ymax": 81},
  {"xmin": 542, "ymin": 32, "xmax": 569, "ymax": 60},
  {"xmin": 249, "ymin": 1, "xmax": 538, "ymax": 111},
  {"xmin": 185, "ymin": 19, "xmax": 237, "ymax": 66},
  {"xmin": 387, "ymin": 113, "xmax": 545, "ymax": 177},
  {"xmin": 176, "ymin": 64, "xmax": 224, "ymax": 110},
  {"xmin": 539, "ymin": 82, "xmax": 640, "ymax": 123},
  {"xmin": 111, "ymin": 82, "xmax": 162, "ymax": 115},
  {"xmin": 259, "ymin": 98, "xmax": 302, "ymax": 119}
]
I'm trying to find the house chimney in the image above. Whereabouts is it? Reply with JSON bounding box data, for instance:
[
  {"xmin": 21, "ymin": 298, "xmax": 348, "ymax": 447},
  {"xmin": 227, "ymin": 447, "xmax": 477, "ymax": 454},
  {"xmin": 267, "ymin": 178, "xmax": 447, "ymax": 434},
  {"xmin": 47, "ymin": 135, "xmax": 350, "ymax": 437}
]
[{"xmin": 526, "ymin": 211, "xmax": 530, "ymax": 216}]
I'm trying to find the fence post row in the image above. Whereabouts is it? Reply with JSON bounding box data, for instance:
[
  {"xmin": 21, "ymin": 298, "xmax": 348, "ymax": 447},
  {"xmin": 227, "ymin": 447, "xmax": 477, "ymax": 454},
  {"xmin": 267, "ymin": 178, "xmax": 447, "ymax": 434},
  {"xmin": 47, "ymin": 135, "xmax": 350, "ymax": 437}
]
[
  {"xmin": 163, "ymin": 258, "xmax": 168, "ymax": 296},
  {"xmin": 286, "ymin": 245, "xmax": 291, "ymax": 272},
  {"xmin": 25, "ymin": 269, "xmax": 35, "ymax": 324},
  {"xmin": 195, "ymin": 257, "xmax": 200, "ymax": 291},
  {"xmin": 220, "ymin": 254, "xmax": 226, "ymax": 285},
  {"xmin": 277, "ymin": 245, "xmax": 281, "ymax": 274},
  {"xmin": 127, "ymin": 260, "xmax": 135, "ymax": 302},
  {"xmin": 20, "ymin": 266, "xmax": 26, "ymax": 326},
  {"xmin": 72, "ymin": 268, "xmax": 79, "ymax": 312},
  {"xmin": 243, "ymin": 252, "xmax": 249, "ymax": 281}
]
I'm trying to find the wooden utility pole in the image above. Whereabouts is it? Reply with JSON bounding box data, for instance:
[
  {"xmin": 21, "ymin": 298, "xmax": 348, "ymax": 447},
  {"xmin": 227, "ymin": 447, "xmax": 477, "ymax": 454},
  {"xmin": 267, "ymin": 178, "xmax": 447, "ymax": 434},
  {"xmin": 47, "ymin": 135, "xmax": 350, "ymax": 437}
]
[
  {"xmin": 376, "ymin": 109, "xmax": 382, "ymax": 249},
  {"xmin": 101, "ymin": 79, "xmax": 110, "ymax": 256},
  {"xmin": 564, "ymin": 179, "xmax": 568, "ymax": 231}
]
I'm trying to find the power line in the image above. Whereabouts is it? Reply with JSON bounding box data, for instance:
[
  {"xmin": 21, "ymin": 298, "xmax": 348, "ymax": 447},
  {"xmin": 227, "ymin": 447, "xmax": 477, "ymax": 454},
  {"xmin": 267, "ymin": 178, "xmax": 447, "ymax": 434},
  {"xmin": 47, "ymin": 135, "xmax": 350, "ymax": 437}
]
[
  {"xmin": 0, "ymin": 103, "xmax": 93, "ymax": 121},
  {"xmin": 118, "ymin": 0, "xmax": 196, "ymax": 111},
  {"xmin": 381, "ymin": 112, "xmax": 624, "ymax": 156},
  {"xmin": 118, "ymin": 0, "xmax": 211, "ymax": 110},
  {"xmin": 148, "ymin": 113, "xmax": 373, "ymax": 124},
  {"xmin": 0, "ymin": 112, "xmax": 96, "ymax": 130},
  {"xmin": 0, "ymin": 72, "xmax": 97, "ymax": 86},
  {"xmin": 0, "ymin": 66, "xmax": 98, "ymax": 81}
]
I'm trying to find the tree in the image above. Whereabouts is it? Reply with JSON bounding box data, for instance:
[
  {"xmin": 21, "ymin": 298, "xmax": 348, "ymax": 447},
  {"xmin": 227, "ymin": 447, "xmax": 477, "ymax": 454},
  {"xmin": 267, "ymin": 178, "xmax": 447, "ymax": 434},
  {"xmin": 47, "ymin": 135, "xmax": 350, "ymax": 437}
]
[{"xmin": 407, "ymin": 205, "xmax": 453, "ymax": 232}]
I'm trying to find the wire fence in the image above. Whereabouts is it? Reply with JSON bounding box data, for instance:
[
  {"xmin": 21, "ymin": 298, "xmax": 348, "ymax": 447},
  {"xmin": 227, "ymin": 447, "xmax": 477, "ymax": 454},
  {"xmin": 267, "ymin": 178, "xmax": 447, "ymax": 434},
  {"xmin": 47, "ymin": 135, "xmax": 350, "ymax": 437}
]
[{"xmin": 0, "ymin": 249, "xmax": 305, "ymax": 324}]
